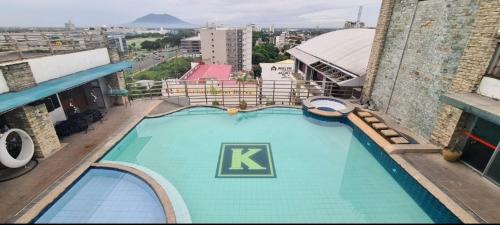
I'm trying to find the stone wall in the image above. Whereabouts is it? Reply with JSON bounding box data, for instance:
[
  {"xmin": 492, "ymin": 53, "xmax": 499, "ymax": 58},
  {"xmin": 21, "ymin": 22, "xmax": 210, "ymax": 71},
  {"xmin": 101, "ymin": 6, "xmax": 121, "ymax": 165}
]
[
  {"xmin": 105, "ymin": 72, "xmax": 126, "ymax": 105},
  {"xmin": 366, "ymin": 0, "xmax": 481, "ymax": 139},
  {"xmin": 0, "ymin": 62, "xmax": 36, "ymax": 92},
  {"xmin": 361, "ymin": 0, "xmax": 396, "ymax": 102},
  {"xmin": 5, "ymin": 104, "xmax": 61, "ymax": 158},
  {"xmin": 107, "ymin": 47, "xmax": 120, "ymax": 63},
  {"xmin": 431, "ymin": 0, "xmax": 500, "ymax": 147}
]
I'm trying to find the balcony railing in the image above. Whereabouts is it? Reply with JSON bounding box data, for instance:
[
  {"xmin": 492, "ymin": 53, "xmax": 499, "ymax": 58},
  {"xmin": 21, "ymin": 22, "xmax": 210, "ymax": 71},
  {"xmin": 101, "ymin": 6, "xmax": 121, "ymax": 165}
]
[
  {"xmin": 127, "ymin": 79, "xmax": 362, "ymax": 106},
  {"xmin": 0, "ymin": 31, "xmax": 108, "ymax": 63}
]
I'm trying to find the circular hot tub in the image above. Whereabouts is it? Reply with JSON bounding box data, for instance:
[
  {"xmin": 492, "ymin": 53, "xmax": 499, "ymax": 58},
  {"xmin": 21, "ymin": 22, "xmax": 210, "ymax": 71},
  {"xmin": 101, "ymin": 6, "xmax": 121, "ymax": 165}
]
[{"xmin": 303, "ymin": 97, "xmax": 354, "ymax": 118}]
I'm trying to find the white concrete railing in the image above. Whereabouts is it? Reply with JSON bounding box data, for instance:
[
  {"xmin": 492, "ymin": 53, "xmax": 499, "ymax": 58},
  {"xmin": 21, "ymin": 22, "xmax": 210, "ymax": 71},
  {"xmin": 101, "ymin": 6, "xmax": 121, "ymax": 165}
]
[
  {"xmin": 0, "ymin": 31, "xmax": 108, "ymax": 63},
  {"xmin": 0, "ymin": 48, "xmax": 111, "ymax": 85}
]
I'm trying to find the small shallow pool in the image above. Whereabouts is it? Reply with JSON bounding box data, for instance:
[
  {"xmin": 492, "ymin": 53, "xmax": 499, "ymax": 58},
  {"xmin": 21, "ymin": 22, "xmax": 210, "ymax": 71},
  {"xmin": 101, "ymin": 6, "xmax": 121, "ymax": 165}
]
[
  {"xmin": 93, "ymin": 107, "xmax": 459, "ymax": 223},
  {"xmin": 34, "ymin": 168, "xmax": 166, "ymax": 223}
]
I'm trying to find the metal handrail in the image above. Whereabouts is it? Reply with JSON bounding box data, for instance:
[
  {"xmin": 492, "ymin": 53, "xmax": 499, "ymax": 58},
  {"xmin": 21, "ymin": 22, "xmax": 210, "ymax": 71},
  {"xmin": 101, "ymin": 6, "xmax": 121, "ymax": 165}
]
[{"xmin": 127, "ymin": 79, "xmax": 362, "ymax": 106}]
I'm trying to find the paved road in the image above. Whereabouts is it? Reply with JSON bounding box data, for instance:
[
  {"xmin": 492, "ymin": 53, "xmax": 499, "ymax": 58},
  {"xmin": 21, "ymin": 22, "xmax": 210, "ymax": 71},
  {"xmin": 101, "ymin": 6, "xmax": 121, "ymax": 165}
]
[{"xmin": 129, "ymin": 48, "xmax": 179, "ymax": 74}]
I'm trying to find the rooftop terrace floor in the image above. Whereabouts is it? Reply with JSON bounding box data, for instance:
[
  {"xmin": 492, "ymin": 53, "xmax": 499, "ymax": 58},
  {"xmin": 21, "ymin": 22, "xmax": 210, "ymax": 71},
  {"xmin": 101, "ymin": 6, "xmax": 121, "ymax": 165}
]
[
  {"xmin": 0, "ymin": 100, "xmax": 163, "ymax": 223},
  {"xmin": 363, "ymin": 106, "xmax": 500, "ymax": 223},
  {"xmin": 403, "ymin": 153, "xmax": 500, "ymax": 223}
]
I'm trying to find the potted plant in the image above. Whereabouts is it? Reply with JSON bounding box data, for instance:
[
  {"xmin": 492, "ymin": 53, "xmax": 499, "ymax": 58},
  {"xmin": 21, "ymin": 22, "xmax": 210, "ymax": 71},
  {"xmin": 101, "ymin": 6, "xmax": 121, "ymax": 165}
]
[
  {"xmin": 239, "ymin": 100, "xmax": 247, "ymax": 109},
  {"xmin": 209, "ymin": 85, "xmax": 220, "ymax": 106},
  {"xmin": 442, "ymin": 132, "xmax": 466, "ymax": 162}
]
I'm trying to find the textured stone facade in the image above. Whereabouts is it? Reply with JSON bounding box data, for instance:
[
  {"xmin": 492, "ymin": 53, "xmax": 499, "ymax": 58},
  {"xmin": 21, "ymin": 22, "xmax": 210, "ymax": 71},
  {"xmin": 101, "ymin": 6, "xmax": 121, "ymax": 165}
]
[
  {"xmin": 107, "ymin": 47, "xmax": 120, "ymax": 63},
  {"xmin": 431, "ymin": 0, "xmax": 500, "ymax": 147},
  {"xmin": 0, "ymin": 62, "xmax": 36, "ymax": 91},
  {"xmin": 361, "ymin": 0, "xmax": 396, "ymax": 102},
  {"xmin": 5, "ymin": 104, "xmax": 61, "ymax": 158},
  {"xmin": 105, "ymin": 72, "xmax": 126, "ymax": 105},
  {"xmin": 366, "ymin": 0, "xmax": 481, "ymax": 139}
]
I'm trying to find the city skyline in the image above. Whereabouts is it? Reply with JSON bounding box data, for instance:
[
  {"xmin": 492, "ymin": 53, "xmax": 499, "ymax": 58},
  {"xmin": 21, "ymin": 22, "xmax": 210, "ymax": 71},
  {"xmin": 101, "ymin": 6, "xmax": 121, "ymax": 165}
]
[{"xmin": 0, "ymin": 0, "xmax": 381, "ymax": 28}]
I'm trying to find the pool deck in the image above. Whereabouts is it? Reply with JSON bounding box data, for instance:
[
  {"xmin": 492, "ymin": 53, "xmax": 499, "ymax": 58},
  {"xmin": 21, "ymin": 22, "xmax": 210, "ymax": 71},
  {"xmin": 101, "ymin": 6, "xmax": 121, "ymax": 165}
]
[
  {"xmin": 0, "ymin": 100, "xmax": 163, "ymax": 223},
  {"xmin": 402, "ymin": 153, "xmax": 500, "ymax": 223},
  {"xmin": 1, "ymin": 102, "xmax": 499, "ymax": 223},
  {"xmin": 360, "ymin": 106, "xmax": 500, "ymax": 223}
]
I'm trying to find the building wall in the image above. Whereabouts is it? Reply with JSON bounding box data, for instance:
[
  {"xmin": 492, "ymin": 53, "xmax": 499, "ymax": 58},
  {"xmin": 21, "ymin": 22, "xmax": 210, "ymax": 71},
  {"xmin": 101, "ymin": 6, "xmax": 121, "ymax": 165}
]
[
  {"xmin": 242, "ymin": 26, "xmax": 253, "ymax": 71},
  {"xmin": 366, "ymin": 0, "xmax": 481, "ymax": 139},
  {"xmin": 28, "ymin": 48, "xmax": 111, "ymax": 83},
  {"xmin": 0, "ymin": 70, "xmax": 9, "ymax": 94},
  {"xmin": 200, "ymin": 28, "xmax": 228, "ymax": 65},
  {"xmin": 180, "ymin": 40, "xmax": 201, "ymax": 54},
  {"xmin": 226, "ymin": 30, "xmax": 239, "ymax": 69},
  {"xmin": 477, "ymin": 77, "xmax": 500, "ymax": 100},
  {"xmin": 5, "ymin": 104, "xmax": 61, "ymax": 158},
  {"xmin": 47, "ymin": 94, "xmax": 67, "ymax": 124},
  {"xmin": 200, "ymin": 27, "xmax": 252, "ymax": 71},
  {"xmin": 0, "ymin": 62, "xmax": 37, "ymax": 91},
  {"xmin": 361, "ymin": 0, "xmax": 395, "ymax": 102},
  {"xmin": 431, "ymin": 0, "xmax": 500, "ymax": 147}
]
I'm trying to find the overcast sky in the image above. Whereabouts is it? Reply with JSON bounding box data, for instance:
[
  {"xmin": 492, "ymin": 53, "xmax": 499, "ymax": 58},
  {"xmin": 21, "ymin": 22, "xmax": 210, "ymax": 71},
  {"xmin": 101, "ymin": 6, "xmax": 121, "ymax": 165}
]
[{"xmin": 0, "ymin": 0, "xmax": 382, "ymax": 28}]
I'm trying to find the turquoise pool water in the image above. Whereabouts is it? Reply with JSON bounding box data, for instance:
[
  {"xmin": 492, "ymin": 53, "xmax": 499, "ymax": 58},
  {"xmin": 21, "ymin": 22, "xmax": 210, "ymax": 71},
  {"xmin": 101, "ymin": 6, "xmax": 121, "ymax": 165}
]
[
  {"xmin": 35, "ymin": 168, "xmax": 165, "ymax": 223},
  {"xmin": 100, "ymin": 107, "xmax": 455, "ymax": 223}
]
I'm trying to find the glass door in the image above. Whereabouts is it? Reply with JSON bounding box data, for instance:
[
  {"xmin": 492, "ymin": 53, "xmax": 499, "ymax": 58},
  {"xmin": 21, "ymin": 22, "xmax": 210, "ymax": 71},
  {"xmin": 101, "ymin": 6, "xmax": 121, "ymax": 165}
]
[
  {"xmin": 461, "ymin": 117, "xmax": 498, "ymax": 172},
  {"xmin": 484, "ymin": 144, "xmax": 500, "ymax": 186},
  {"xmin": 460, "ymin": 116, "xmax": 500, "ymax": 186}
]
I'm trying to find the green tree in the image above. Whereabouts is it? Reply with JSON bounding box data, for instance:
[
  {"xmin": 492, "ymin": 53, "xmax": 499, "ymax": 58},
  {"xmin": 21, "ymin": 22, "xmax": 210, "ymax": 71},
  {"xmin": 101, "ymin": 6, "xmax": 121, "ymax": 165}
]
[
  {"xmin": 134, "ymin": 57, "xmax": 194, "ymax": 81},
  {"xmin": 141, "ymin": 40, "xmax": 161, "ymax": 51},
  {"xmin": 252, "ymin": 43, "xmax": 288, "ymax": 64}
]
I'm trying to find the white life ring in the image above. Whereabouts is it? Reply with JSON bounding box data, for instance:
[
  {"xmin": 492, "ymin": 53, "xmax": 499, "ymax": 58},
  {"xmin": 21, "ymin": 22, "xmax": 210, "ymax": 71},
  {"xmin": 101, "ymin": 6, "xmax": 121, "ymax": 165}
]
[{"xmin": 0, "ymin": 129, "xmax": 34, "ymax": 168}]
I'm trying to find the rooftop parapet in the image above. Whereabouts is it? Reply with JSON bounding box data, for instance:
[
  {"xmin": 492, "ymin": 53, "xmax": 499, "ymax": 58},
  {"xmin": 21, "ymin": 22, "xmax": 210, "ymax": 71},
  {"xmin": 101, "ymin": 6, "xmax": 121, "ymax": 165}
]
[{"xmin": 0, "ymin": 31, "xmax": 109, "ymax": 63}]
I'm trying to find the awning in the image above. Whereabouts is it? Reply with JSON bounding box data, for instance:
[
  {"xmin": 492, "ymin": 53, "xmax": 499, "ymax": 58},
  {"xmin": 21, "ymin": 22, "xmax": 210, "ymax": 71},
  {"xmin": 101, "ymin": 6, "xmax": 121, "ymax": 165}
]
[
  {"xmin": 440, "ymin": 92, "xmax": 500, "ymax": 126},
  {"xmin": 286, "ymin": 48, "xmax": 319, "ymax": 65},
  {"xmin": 0, "ymin": 61, "xmax": 132, "ymax": 113}
]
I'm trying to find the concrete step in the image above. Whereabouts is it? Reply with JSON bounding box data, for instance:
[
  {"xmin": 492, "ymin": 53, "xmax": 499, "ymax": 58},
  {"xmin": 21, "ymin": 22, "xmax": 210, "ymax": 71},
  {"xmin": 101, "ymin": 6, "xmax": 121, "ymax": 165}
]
[
  {"xmin": 364, "ymin": 116, "xmax": 380, "ymax": 123},
  {"xmin": 381, "ymin": 129, "xmax": 399, "ymax": 137},
  {"xmin": 372, "ymin": 123, "xmax": 388, "ymax": 130},
  {"xmin": 357, "ymin": 111, "xmax": 372, "ymax": 117},
  {"xmin": 390, "ymin": 137, "xmax": 410, "ymax": 144}
]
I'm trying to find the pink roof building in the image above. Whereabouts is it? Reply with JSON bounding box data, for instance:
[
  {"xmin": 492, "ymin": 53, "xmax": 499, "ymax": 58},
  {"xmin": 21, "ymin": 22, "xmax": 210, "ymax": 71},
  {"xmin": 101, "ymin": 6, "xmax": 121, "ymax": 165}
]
[{"xmin": 181, "ymin": 63, "xmax": 232, "ymax": 82}]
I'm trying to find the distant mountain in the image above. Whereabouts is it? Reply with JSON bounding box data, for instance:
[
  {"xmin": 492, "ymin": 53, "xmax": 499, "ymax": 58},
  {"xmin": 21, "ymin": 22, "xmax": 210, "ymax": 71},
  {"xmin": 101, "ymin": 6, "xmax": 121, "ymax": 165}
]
[{"xmin": 130, "ymin": 13, "xmax": 195, "ymax": 28}]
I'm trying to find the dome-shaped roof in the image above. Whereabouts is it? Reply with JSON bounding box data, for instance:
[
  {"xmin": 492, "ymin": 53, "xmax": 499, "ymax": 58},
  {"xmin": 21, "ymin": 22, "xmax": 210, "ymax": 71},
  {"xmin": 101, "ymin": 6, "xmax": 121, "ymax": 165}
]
[{"xmin": 289, "ymin": 29, "xmax": 375, "ymax": 76}]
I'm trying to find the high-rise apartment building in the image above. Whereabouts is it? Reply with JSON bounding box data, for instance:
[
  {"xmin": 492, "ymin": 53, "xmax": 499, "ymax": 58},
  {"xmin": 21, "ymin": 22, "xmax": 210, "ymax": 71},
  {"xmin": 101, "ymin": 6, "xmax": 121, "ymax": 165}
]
[
  {"xmin": 180, "ymin": 35, "xmax": 201, "ymax": 55},
  {"xmin": 200, "ymin": 26, "xmax": 252, "ymax": 72}
]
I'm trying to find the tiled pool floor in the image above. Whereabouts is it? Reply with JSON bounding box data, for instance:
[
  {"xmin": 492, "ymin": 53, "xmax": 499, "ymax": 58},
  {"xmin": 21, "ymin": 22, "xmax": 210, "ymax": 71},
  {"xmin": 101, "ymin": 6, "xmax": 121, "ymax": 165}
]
[{"xmin": 34, "ymin": 169, "xmax": 166, "ymax": 223}]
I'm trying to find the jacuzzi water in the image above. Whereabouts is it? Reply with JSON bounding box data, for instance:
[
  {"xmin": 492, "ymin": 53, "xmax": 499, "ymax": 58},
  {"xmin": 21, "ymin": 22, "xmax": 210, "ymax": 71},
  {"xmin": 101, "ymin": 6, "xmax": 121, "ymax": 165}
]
[
  {"xmin": 310, "ymin": 99, "xmax": 346, "ymax": 111},
  {"xmin": 94, "ymin": 107, "xmax": 458, "ymax": 223}
]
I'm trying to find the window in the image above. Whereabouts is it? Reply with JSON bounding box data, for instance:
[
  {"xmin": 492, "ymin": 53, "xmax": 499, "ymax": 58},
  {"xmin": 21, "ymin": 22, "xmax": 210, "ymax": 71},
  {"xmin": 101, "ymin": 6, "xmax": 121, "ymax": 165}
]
[
  {"xmin": 28, "ymin": 94, "xmax": 60, "ymax": 112},
  {"xmin": 43, "ymin": 94, "xmax": 61, "ymax": 112},
  {"xmin": 486, "ymin": 43, "xmax": 500, "ymax": 79}
]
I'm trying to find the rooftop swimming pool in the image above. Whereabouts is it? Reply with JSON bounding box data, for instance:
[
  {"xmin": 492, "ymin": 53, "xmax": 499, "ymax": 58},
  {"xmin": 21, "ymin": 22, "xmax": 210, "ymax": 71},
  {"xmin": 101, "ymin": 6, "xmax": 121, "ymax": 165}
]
[
  {"xmin": 34, "ymin": 168, "xmax": 166, "ymax": 223},
  {"xmin": 36, "ymin": 107, "xmax": 459, "ymax": 223}
]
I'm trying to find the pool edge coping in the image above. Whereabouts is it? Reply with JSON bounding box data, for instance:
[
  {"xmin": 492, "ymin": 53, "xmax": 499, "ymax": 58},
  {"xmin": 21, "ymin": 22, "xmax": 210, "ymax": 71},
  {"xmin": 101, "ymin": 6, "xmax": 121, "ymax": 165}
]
[
  {"xmin": 13, "ymin": 104, "xmax": 479, "ymax": 224},
  {"xmin": 90, "ymin": 162, "xmax": 176, "ymax": 223}
]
